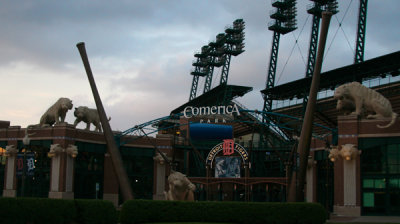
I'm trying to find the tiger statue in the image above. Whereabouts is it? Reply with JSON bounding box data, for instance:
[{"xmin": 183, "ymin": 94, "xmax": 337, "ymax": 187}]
[
  {"xmin": 328, "ymin": 146, "xmax": 340, "ymax": 162},
  {"xmin": 336, "ymin": 97, "xmax": 356, "ymax": 116},
  {"xmin": 164, "ymin": 171, "xmax": 195, "ymax": 201},
  {"xmin": 73, "ymin": 106, "xmax": 106, "ymax": 132},
  {"xmin": 39, "ymin": 97, "xmax": 73, "ymax": 127},
  {"xmin": 334, "ymin": 82, "xmax": 397, "ymax": 128},
  {"xmin": 340, "ymin": 144, "xmax": 359, "ymax": 161}
]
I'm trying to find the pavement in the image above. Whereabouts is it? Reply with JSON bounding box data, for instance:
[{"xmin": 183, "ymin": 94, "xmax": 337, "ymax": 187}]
[{"xmin": 327, "ymin": 215, "xmax": 400, "ymax": 223}]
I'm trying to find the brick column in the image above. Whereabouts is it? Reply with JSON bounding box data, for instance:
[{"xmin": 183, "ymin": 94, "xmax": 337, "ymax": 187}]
[
  {"xmin": 48, "ymin": 144, "xmax": 77, "ymax": 199},
  {"xmin": 153, "ymin": 152, "xmax": 167, "ymax": 200},
  {"xmin": 3, "ymin": 145, "xmax": 18, "ymax": 197},
  {"xmin": 3, "ymin": 126, "xmax": 21, "ymax": 197},
  {"xmin": 333, "ymin": 115, "xmax": 361, "ymax": 217},
  {"xmin": 48, "ymin": 124, "xmax": 76, "ymax": 199}
]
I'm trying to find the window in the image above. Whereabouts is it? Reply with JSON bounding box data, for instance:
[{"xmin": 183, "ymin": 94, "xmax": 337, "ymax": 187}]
[{"xmin": 360, "ymin": 138, "xmax": 400, "ymax": 215}]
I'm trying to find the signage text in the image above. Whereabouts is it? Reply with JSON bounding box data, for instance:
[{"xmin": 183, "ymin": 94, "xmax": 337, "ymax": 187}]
[{"xmin": 183, "ymin": 104, "xmax": 240, "ymax": 118}]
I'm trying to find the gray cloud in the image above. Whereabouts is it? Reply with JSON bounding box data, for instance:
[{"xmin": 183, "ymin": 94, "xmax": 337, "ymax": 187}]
[{"xmin": 1, "ymin": 0, "xmax": 399, "ymax": 130}]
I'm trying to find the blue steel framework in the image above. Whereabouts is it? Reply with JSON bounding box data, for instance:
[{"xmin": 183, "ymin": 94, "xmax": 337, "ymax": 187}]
[{"xmin": 117, "ymin": 109, "xmax": 336, "ymax": 149}]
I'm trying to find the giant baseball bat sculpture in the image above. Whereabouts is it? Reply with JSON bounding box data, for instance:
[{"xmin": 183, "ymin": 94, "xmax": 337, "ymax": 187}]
[
  {"xmin": 287, "ymin": 11, "xmax": 332, "ymax": 202},
  {"xmin": 76, "ymin": 42, "xmax": 134, "ymax": 201}
]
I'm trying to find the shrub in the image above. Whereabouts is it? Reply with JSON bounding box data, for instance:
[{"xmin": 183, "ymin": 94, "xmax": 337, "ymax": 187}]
[
  {"xmin": 74, "ymin": 199, "xmax": 118, "ymax": 224},
  {"xmin": 0, "ymin": 197, "xmax": 76, "ymax": 224},
  {"xmin": 120, "ymin": 200, "xmax": 328, "ymax": 224},
  {"xmin": 0, "ymin": 197, "xmax": 117, "ymax": 224},
  {"xmin": 0, "ymin": 197, "xmax": 22, "ymax": 224}
]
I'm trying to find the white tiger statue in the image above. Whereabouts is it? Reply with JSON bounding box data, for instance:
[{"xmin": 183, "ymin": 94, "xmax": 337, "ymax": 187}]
[
  {"xmin": 73, "ymin": 106, "xmax": 104, "ymax": 132},
  {"xmin": 39, "ymin": 97, "xmax": 73, "ymax": 127},
  {"xmin": 334, "ymin": 82, "xmax": 397, "ymax": 128},
  {"xmin": 164, "ymin": 170, "xmax": 195, "ymax": 201}
]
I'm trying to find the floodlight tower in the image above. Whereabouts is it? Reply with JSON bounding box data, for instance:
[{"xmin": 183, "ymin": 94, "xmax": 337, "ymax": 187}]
[
  {"xmin": 219, "ymin": 19, "xmax": 245, "ymax": 85},
  {"xmin": 188, "ymin": 19, "xmax": 245, "ymax": 100},
  {"xmin": 202, "ymin": 43, "xmax": 220, "ymax": 94},
  {"xmin": 263, "ymin": 0, "xmax": 297, "ymax": 115},
  {"xmin": 302, "ymin": 0, "xmax": 338, "ymax": 109},
  {"xmin": 354, "ymin": 0, "xmax": 368, "ymax": 65},
  {"xmin": 189, "ymin": 46, "xmax": 211, "ymax": 101},
  {"xmin": 188, "ymin": 39, "xmax": 224, "ymax": 100},
  {"xmin": 203, "ymin": 19, "xmax": 245, "ymax": 93},
  {"xmin": 204, "ymin": 34, "xmax": 226, "ymax": 92}
]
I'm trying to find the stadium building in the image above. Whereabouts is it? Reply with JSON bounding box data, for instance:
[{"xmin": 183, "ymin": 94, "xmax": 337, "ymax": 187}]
[{"xmin": 1, "ymin": 1, "xmax": 400, "ymax": 218}]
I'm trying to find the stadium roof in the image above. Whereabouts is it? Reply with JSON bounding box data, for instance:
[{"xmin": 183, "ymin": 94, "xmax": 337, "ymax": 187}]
[
  {"xmin": 171, "ymin": 84, "xmax": 252, "ymax": 115},
  {"xmin": 261, "ymin": 51, "xmax": 400, "ymax": 100}
]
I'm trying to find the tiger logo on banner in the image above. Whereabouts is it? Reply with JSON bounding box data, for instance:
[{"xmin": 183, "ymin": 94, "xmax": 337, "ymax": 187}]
[{"xmin": 223, "ymin": 139, "xmax": 234, "ymax": 156}]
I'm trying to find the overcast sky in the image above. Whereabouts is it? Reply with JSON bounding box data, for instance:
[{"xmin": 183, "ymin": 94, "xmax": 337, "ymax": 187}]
[{"xmin": 1, "ymin": 0, "xmax": 399, "ymax": 131}]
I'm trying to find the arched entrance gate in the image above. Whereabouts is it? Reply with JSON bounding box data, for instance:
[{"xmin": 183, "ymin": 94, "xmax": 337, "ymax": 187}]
[{"xmin": 118, "ymin": 108, "xmax": 336, "ymax": 203}]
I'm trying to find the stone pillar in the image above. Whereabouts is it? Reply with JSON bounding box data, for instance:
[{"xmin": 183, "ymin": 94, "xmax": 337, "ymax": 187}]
[
  {"xmin": 153, "ymin": 152, "xmax": 167, "ymax": 200},
  {"xmin": 336, "ymin": 144, "xmax": 360, "ymax": 216},
  {"xmin": 103, "ymin": 153, "xmax": 119, "ymax": 206},
  {"xmin": 306, "ymin": 156, "xmax": 315, "ymax": 202},
  {"xmin": 65, "ymin": 154, "xmax": 74, "ymax": 193},
  {"xmin": 49, "ymin": 147, "xmax": 61, "ymax": 193},
  {"xmin": 3, "ymin": 145, "xmax": 18, "ymax": 197},
  {"xmin": 343, "ymin": 159, "xmax": 357, "ymax": 206},
  {"xmin": 333, "ymin": 155, "xmax": 361, "ymax": 216},
  {"xmin": 48, "ymin": 144, "xmax": 77, "ymax": 199}
]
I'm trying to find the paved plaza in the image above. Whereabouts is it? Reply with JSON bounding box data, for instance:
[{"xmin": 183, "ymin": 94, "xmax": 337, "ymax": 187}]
[{"xmin": 328, "ymin": 215, "xmax": 400, "ymax": 223}]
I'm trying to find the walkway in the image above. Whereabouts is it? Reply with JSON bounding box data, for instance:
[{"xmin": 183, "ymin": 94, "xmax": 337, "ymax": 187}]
[{"xmin": 328, "ymin": 216, "xmax": 400, "ymax": 223}]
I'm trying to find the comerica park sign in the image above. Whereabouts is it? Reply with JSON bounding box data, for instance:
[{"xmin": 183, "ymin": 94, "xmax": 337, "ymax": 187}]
[{"xmin": 183, "ymin": 104, "xmax": 240, "ymax": 118}]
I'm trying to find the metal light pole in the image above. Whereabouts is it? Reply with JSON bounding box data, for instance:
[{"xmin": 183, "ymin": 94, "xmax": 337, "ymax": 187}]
[
  {"xmin": 76, "ymin": 42, "xmax": 134, "ymax": 201},
  {"xmin": 287, "ymin": 12, "xmax": 332, "ymax": 202}
]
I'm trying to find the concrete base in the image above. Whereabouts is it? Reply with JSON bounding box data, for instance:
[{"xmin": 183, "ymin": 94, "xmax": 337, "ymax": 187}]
[
  {"xmin": 48, "ymin": 191, "xmax": 74, "ymax": 199},
  {"xmin": 2, "ymin": 189, "xmax": 16, "ymax": 197},
  {"xmin": 333, "ymin": 205, "xmax": 361, "ymax": 217},
  {"xmin": 153, "ymin": 193, "xmax": 166, "ymax": 200},
  {"xmin": 103, "ymin": 193, "xmax": 119, "ymax": 207}
]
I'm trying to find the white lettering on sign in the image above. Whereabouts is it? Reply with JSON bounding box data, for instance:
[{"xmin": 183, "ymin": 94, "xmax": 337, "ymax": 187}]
[{"xmin": 183, "ymin": 104, "xmax": 240, "ymax": 118}]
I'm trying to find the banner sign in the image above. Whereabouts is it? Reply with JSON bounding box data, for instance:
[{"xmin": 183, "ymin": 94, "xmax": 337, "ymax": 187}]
[
  {"xmin": 215, "ymin": 157, "xmax": 241, "ymax": 178},
  {"xmin": 16, "ymin": 153, "xmax": 35, "ymax": 176}
]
